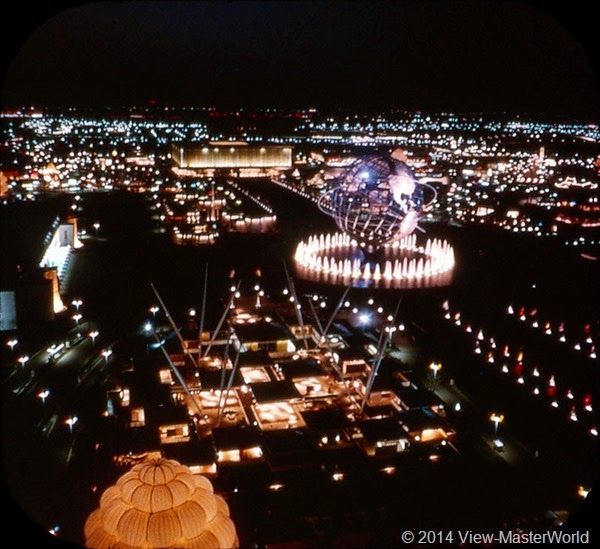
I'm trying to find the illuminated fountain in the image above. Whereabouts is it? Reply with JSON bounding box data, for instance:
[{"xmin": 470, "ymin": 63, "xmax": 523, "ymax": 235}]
[
  {"xmin": 295, "ymin": 232, "xmax": 454, "ymax": 289},
  {"xmin": 295, "ymin": 151, "xmax": 455, "ymax": 289}
]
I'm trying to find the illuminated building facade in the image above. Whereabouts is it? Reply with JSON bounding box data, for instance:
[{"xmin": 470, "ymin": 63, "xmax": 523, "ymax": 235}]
[{"xmin": 172, "ymin": 141, "xmax": 293, "ymax": 171}]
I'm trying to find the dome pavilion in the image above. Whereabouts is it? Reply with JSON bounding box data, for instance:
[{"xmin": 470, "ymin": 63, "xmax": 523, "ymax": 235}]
[{"xmin": 84, "ymin": 457, "xmax": 238, "ymax": 549}]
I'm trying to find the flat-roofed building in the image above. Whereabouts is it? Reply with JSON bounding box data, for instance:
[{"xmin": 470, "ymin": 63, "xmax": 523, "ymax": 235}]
[
  {"xmin": 235, "ymin": 319, "xmax": 297, "ymax": 356},
  {"xmin": 357, "ymin": 416, "xmax": 409, "ymax": 456},
  {"xmin": 396, "ymin": 408, "xmax": 456, "ymax": 444},
  {"xmin": 172, "ymin": 141, "xmax": 293, "ymax": 171}
]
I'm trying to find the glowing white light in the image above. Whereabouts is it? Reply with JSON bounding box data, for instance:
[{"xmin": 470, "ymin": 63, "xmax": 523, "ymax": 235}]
[{"xmin": 570, "ymin": 410, "xmax": 578, "ymax": 422}]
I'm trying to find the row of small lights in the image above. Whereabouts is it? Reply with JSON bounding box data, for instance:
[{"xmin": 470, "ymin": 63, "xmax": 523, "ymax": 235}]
[
  {"xmin": 442, "ymin": 302, "xmax": 597, "ymax": 438},
  {"xmin": 506, "ymin": 304, "xmax": 597, "ymax": 360}
]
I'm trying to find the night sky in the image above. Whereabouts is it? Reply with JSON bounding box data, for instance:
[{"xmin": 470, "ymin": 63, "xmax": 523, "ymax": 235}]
[{"xmin": 1, "ymin": 1, "xmax": 599, "ymax": 118}]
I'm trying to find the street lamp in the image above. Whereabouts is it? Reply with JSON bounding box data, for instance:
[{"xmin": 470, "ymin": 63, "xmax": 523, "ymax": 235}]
[
  {"xmin": 93, "ymin": 222, "xmax": 100, "ymax": 234},
  {"xmin": 254, "ymin": 284, "xmax": 262, "ymax": 309},
  {"xmin": 17, "ymin": 355, "xmax": 29, "ymax": 367},
  {"xmin": 6, "ymin": 338, "xmax": 18, "ymax": 351},
  {"xmin": 89, "ymin": 330, "xmax": 99, "ymax": 344},
  {"xmin": 149, "ymin": 306, "xmax": 159, "ymax": 317},
  {"xmin": 490, "ymin": 412, "xmax": 504, "ymax": 435},
  {"xmin": 38, "ymin": 389, "xmax": 50, "ymax": 404},
  {"xmin": 65, "ymin": 416, "xmax": 78, "ymax": 434},
  {"xmin": 73, "ymin": 313, "xmax": 82, "ymax": 324},
  {"xmin": 72, "ymin": 299, "xmax": 83, "ymax": 311},
  {"xmin": 101, "ymin": 349, "xmax": 112, "ymax": 363},
  {"xmin": 429, "ymin": 362, "xmax": 442, "ymax": 390}
]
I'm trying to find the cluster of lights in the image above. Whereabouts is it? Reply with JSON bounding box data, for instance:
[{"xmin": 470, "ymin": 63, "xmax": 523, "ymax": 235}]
[
  {"xmin": 161, "ymin": 179, "xmax": 277, "ymax": 245},
  {"xmin": 4, "ymin": 110, "xmax": 597, "ymax": 271}
]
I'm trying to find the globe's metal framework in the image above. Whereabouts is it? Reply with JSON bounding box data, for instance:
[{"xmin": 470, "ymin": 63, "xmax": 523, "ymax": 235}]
[{"xmin": 318, "ymin": 154, "xmax": 436, "ymax": 252}]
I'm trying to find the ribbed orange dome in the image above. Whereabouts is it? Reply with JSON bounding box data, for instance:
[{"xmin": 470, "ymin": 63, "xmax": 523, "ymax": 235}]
[{"xmin": 84, "ymin": 458, "xmax": 238, "ymax": 548}]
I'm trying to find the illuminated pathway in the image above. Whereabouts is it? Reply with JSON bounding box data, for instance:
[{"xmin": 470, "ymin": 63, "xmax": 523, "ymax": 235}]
[{"xmin": 441, "ymin": 300, "xmax": 598, "ymax": 438}]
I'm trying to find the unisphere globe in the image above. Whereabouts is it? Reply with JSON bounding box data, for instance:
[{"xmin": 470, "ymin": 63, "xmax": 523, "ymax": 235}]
[{"xmin": 318, "ymin": 153, "xmax": 435, "ymax": 253}]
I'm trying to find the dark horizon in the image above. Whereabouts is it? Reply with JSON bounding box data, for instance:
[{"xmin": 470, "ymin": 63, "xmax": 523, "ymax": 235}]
[{"xmin": 2, "ymin": 1, "xmax": 599, "ymax": 120}]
